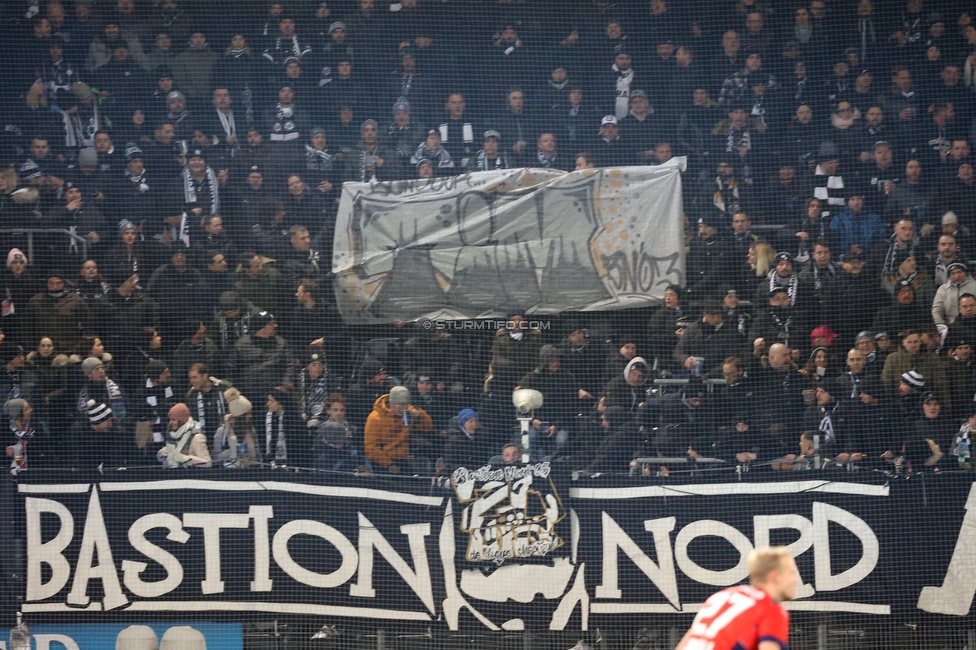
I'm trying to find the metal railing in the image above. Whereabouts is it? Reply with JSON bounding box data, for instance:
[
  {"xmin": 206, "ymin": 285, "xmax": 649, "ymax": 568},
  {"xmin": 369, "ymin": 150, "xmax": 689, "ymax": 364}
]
[{"xmin": 0, "ymin": 228, "xmax": 89, "ymax": 263}]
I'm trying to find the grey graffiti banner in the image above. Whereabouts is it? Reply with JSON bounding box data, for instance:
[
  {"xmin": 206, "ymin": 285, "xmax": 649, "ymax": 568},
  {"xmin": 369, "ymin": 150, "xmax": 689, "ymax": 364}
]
[{"xmin": 332, "ymin": 161, "xmax": 686, "ymax": 324}]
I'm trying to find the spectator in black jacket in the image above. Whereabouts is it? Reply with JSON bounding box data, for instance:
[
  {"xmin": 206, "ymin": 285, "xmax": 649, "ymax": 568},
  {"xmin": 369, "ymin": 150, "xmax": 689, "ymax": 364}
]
[
  {"xmin": 233, "ymin": 310, "xmax": 292, "ymax": 401},
  {"xmin": 441, "ymin": 408, "xmax": 492, "ymax": 471},
  {"xmin": 0, "ymin": 344, "xmax": 33, "ymax": 404},
  {"xmin": 519, "ymin": 344, "xmax": 583, "ymax": 459},
  {"xmin": 674, "ymin": 303, "xmax": 748, "ymax": 377},
  {"xmin": 105, "ymin": 274, "xmax": 160, "ymax": 355},
  {"xmin": 490, "ymin": 87, "xmax": 536, "ymax": 167},
  {"xmin": 559, "ymin": 324, "xmax": 603, "ymax": 398},
  {"xmin": 145, "ymin": 247, "xmax": 201, "ymax": 344},
  {"xmin": 647, "ymin": 285, "xmax": 687, "ymax": 372}
]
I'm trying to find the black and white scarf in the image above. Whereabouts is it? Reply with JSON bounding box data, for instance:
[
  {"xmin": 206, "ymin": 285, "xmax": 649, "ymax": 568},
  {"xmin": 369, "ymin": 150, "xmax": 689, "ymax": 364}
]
[
  {"xmin": 817, "ymin": 401, "xmax": 838, "ymax": 443},
  {"xmin": 936, "ymin": 256, "xmax": 957, "ymax": 285},
  {"xmin": 78, "ymin": 378, "xmax": 125, "ymax": 420},
  {"xmin": 810, "ymin": 262, "xmax": 837, "ymax": 292},
  {"xmin": 183, "ymin": 166, "xmax": 219, "ymax": 214},
  {"xmin": 751, "ymin": 95, "xmax": 766, "ymax": 127},
  {"xmin": 900, "ymin": 14, "xmax": 922, "ymax": 43},
  {"xmin": 537, "ymin": 150, "xmax": 558, "ymax": 168},
  {"xmin": 270, "ymin": 104, "xmax": 300, "ymax": 142},
  {"xmin": 726, "ymin": 125, "xmax": 751, "ymax": 154},
  {"xmin": 218, "ymin": 316, "xmax": 248, "ymax": 351},
  {"xmin": 411, "ymin": 143, "xmax": 454, "ymax": 168},
  {"xmin": 397, "ymin": 72, "xmax": 418, "ymax": 98},
  {"xmin": 215, "ymin": 109, "xmax": 237, "ymax": 156},
  {"xmin": 264, "ymin": 36, "xmax": 311, "ymax": 62},
  {"xmin": 845, "ymin": 371, "xmax": 862, "ymax": 399},
  {"xmin": 796, "ymin": 217, "xmax": 830, "ymax": 263},
  {"xmin": 216, "ymin": 108, "xmax": 235, "ymax": 139},
  {"xmin": 356, "ymin": 148, "xmax": 376, "ymax": 182},
  {"xmin": 548, "ymin": 78, "xmax": 569, "ymax": 92},
  {"xmin": 59, "ymin": 102, "xmax": 99, "ymax": 149},
  {"xmin": 498, "ymin": 38, "xmax": 521, "ymax": 55},
  {"xmin": 265, "ymin": 410, "xmax": 286, "ymax": 460},
  {"xmin": 828, "ymin": 78, "xmax": 850, "ymax": 103},
  {"xmin": 125, "ymin": 168, "xmax": 149, "ymax": 192},
  {"xmin": 9, "ymin": 422, "xmax": 33, "ymax": 475},
  {"xmin": 440, "ymin": 121, "xmax": 474, "ymax": 166},
  {"xmin": 195, "ymin": 384, "xmax": 226, "ymax": 433},
  {"xmin": 813, "ymin": 169, "xmax": 846, "ymax": 214},
  {"xmin": 168, "ymin": 110, "xmax": 191, "ymax": 127},
  {"xmin": 473, "ymin": 151, "xmax": 508, "ymax": 171},
  {"xmin": 299, "ymin": 370, "xmax": 329, "ymax": 420},
  {"xmin": 10, "ymin": 421, "xmax": 33, "ymax": 441},
  {"xmin": 768, "ymin": 309, "xmax": 794, "ymax": 346},
  {"xmin": 794, "ymin": 76, "xmax": 809, "ymax": 102},
  {"xmin": 304, "ymin": 144, "xmax": 334, "ymax": 171},
  {"xmin": 4, "ymin": 370, "xmax": 22, "ymax": 402},
  {"xmin": 768, "ymin": 271, "xmax": 799, "ymax": 306},
  {"xmin": 881, "ymin": 235, "xmax": 920, "ymax": 276},
  {"xmin": 612, "ymin": 64, "xmax": 634, "ymax": 118},
  {"xmin": 956, "ymin": 423, "xmax": 973, "ymax": 463}
]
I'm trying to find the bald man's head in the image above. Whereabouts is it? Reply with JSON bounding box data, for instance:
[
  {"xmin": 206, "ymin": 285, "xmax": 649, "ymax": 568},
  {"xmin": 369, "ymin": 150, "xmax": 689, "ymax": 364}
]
[
  {"xmin": 768, "ymin": 343, "xmax": 791, "ymax": 370},
  {"xmin": 169, "ymin": 402, "xmax": 190, "ymax": 424}
]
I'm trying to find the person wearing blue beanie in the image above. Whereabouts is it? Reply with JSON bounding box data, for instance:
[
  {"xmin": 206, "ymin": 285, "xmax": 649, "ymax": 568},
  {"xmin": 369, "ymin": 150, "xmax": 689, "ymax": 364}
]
[
  {"xmin": 442, "ymin": 408, "xmax": 489, "ymax": 472},
  {"xmin": 457, "ymin": 408, "xmax": 477, "ymax": 432}
]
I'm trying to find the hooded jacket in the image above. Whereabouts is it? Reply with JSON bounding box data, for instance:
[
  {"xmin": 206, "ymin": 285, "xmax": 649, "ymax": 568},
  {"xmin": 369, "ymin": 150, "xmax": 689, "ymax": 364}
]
[
  {"xmin": 363, "ymin": 394, "xmax": 432, "ymax": 467},
  {"xmin": 602, "ymin": 356, "xmax": 649, "ymax": 413},
  {"xmin": 932, "ymin": 275, "xmax": 976, "ymax": 326}
]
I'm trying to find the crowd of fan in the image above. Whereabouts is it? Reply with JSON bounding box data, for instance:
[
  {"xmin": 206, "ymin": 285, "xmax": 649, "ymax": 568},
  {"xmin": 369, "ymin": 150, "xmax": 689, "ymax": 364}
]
[{"xmin": 6, "ymin": 0, "xmax": 976, "ymax": 475}]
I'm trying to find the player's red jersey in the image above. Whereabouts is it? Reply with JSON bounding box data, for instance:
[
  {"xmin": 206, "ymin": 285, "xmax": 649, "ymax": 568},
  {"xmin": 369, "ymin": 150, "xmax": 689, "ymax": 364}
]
[{"xmin": 682, "ymin": 584, "xmax": 789, "ymax": 650}]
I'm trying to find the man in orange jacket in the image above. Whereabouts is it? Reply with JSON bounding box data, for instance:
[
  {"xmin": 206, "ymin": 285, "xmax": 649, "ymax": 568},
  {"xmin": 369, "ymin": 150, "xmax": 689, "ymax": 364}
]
[{"xmin": 364, "ymin": 385, "xmax": 432, "ymax": 474}]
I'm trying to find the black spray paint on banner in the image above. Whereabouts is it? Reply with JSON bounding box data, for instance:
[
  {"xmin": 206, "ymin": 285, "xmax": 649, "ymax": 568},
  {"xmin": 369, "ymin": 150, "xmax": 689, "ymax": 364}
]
[{"xmin": 331, "ymin": 163, "xmax": 686, "ymax": 324}]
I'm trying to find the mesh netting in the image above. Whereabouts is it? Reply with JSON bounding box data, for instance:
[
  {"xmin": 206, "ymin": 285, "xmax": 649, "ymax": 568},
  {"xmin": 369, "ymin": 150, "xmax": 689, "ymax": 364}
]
[{"xmin": 2, "ymin": 0, "xmax": 976, "ymax": 648}]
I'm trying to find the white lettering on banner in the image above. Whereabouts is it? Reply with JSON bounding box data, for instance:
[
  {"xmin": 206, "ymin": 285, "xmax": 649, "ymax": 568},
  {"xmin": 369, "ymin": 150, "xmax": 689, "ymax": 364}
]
[
  {"xmin": 182, "ymin": 512, "xmax": 250, "ymax": 595},
  {"xmin": 66, "ymin": 488, "xmax": 128, "ymax": 610},
  {"xmin": 675, "ymin": 521, "xmax": 753, "ymax": 586},
  {"xmin": 595, "ymin": 513, "xmax": 678, "ymax": 607},
  {"xmin": 26, "ymin": 497, "xmax": 74, "ymax": 602},
  {"xmin": 121, "ymin": 513, "xmax": 189, "ymax": 598},
  {"xmin": 452, "ymin": 464, "xmax": 564, "ymax": 565},
  {"xmin": 23, "ymin": 494, "xmax": 440, "ymax": 621},
  {"xmin": 272, "ymin": 519, "xmax": 358, "ymax": 588},
  {"xmin": 250, "ymin": 506, "xmax": 274, "ymax": 592},
  {"xmin": 33, "ymin": 635, "xmax": 80, "ymax": 650},
  {"xmin": 918, "ymin": 482, "xmax": 976, "ymax": 615},
  {"xmin": 17, "ymin": 479, "xmax": 897, "ymax": 626},
  {"xmin": 754, "ymin": 515, "xmax": 815, "ymax": 599},
  {"xmin": 812, "ymin": 502, "xmax": 879, "ymax": 592},
  {"xmin": 593, "ymin": 503, "xmax": 882, "ymax": 614},
  {"xmin": 350, "ymin": 514, "xmax": 435, "ymax": 613}
]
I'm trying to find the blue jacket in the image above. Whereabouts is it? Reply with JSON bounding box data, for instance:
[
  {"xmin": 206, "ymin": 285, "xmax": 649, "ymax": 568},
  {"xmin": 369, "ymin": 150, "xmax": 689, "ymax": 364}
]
[{"xmin": 830, "ymin": 209, "xmax": 885, "ymax": 253}]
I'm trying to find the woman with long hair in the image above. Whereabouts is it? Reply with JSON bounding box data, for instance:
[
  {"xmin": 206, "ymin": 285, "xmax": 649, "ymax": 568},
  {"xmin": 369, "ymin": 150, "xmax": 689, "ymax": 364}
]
[{"xmin": 740, "ymin": 240, "xmax": 776, "ymax": 297}]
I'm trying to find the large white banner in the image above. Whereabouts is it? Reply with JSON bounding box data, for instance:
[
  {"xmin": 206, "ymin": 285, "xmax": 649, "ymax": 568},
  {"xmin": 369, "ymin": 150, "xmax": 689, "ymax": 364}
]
[{"xmin": 332, "ymin": 160, "xmax": 686, "ymax": 323}]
